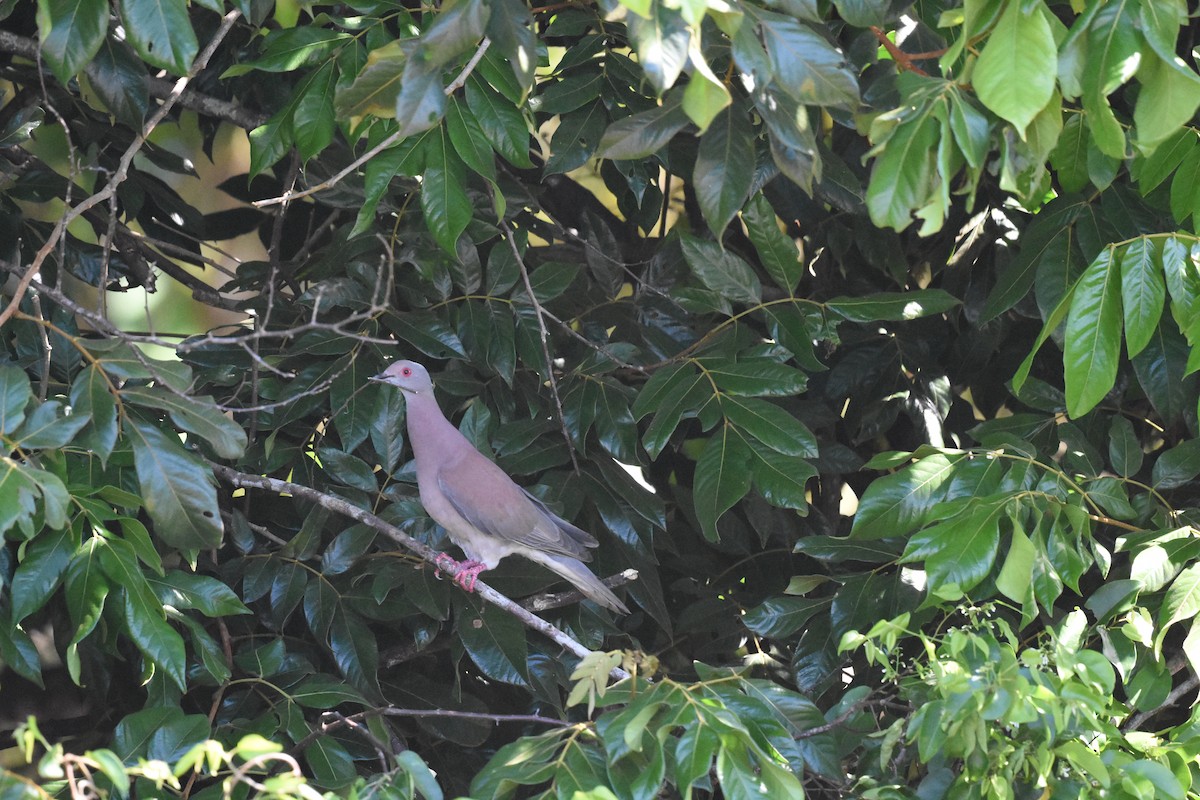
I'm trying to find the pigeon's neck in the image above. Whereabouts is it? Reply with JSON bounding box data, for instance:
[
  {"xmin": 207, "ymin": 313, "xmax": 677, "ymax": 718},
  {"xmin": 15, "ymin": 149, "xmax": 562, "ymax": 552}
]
[{"xmin": 405, "ymin": 390, "xmax": 462, "ymax": 462}]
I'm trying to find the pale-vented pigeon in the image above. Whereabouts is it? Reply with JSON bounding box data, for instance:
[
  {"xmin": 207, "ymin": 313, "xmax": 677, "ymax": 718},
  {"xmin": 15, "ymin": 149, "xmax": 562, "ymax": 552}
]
[{"xmin": 371, "ymin": 360, "xmax": 630, "ymax": 614}]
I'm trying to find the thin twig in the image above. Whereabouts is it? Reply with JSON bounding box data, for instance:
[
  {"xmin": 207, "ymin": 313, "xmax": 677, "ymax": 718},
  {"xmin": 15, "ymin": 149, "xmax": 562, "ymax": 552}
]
[
  {"xmin": 211, "ymin": 465, "xmax": 630, "ymax": 680},
  {"xmin": 0, "ymin": 9, "xmax": 243, "ymax": 329},
  {"xmin": 253, "ymin": 38, "xmax": 492, "ymax": 209},
  {"xmin": 503, "ymin": 218, "xmax": 580, "ymax": 473}
]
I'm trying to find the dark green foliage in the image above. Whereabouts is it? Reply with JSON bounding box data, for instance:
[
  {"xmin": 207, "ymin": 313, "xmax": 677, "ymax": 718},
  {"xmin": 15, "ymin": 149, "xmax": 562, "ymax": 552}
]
[{"xmin": 7, "ymin": 0, "xmax": 1200, "ymax": 797}]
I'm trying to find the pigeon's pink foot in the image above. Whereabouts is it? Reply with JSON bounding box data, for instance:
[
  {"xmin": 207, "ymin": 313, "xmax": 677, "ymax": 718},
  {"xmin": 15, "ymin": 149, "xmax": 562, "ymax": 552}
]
[{"xmin": 455, "ymin": 560, "xmax": 489, "ymax": 592}]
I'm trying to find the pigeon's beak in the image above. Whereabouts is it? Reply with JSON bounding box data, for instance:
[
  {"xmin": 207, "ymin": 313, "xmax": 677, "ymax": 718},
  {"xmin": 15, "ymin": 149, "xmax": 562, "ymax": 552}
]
[{"xmin": 369, "ymin": 373, "xmax": 387, "ymax": 384}]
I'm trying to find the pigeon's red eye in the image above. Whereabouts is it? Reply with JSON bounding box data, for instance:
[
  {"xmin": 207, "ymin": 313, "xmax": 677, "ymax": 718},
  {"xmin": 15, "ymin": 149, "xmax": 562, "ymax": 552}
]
[{"xmin": 401, "ymin": 367, "xmax": 412, "ymax": 377}]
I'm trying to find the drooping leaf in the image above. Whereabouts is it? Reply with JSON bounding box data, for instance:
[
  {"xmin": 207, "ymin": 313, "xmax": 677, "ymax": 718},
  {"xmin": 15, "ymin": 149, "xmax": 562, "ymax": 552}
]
[
  {"xmin": 971, "ymin": 0, "xmax": 1056, "ymax": 134},
  {"xmin": 694, "ymin": 104, "xmax": 756, "ymax": 239},
  {"xmin": 127, "ymin": 416, "xmax": 224, "ymax": 552},
  {"xmin": 693, "ymin": 426, "xmax": 754, "ymax": 541},
  {"xmin": 1064, "ymin": 248, "xmax": 1122, "ymax": 418},
  {"xmin": 37, "ymin": 0, "xmax": 108, "ymax": 81},
  {"xmin": 117, "ymin": 0, "xmax": 198, "ymax": 75}
]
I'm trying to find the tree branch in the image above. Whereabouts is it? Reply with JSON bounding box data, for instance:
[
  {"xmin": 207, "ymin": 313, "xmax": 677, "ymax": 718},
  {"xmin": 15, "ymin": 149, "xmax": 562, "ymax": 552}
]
[{"xmin": 211, "ymin": 464, "xmax": 630, "ymax": 680}]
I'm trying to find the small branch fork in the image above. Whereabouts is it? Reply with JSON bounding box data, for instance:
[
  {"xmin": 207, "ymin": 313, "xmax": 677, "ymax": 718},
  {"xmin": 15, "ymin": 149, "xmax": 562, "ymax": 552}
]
[
  {"xmin": 211, "ymin": 464, "xmax": 630, "ymax": 681},
  {"xmin": 0, "ymin": 9, "xmax": 244, "ymax": 329}
]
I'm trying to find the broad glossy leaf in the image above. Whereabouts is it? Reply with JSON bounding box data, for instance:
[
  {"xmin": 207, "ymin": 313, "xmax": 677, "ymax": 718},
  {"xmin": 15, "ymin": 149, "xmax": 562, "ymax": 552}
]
[
  {"xmin": 742, "ymin": 194, "xmax": 802, "ymax": 294},
  {"xmin": 694, "ymin": 104, "xmax": 755, "ymax": 239},
  {"xmin": 1119, "ymin": 238, "xmax": 1166, "ymax": 357},
  {"xmin": 10, "ymin": 526, "xmax": 75, "ymax": 622},
  {"xmin": 851, "ymin": 452, "xmax": 963, "ymax": 539},
  {"xmin": 1134, "ymin": 54, "xmax": 1200, "ymax": 153},
  {"xmin": 395, "ymin": 59, "xmax": 447, "ymax": 138},
  {"xmin": 0, "ymin": 459, "xmax": 70, "ymax": 537},
  {"xmin": 1064, "ymin": 249, "xmax": 1122, "ymax": 418},
  {"xmin": 466, "ymin": 74, "xmax": 533, "ymax": 167},
  {"xmin": 0, "ymin": 364, "xmax": 31, "ymax": 434},
  {"xmin": 628, "ymin": 0, "xmax": 688, "ymax": 95},
  {"xmin": 13, "ymin": 400, "xmax": 91, "ymax": 449},
  {"xmin": 150, "ymin": 571, "xmax": 251, "ymax": 617},
  {"xmin": 305, "ymin": 738, "xmax": 357, "ymax": 789},
  {"xmin": 635, "ymin": 364, "xmax": 707, "ymax": 458},
  {"xmin": 902, "ymin": 499, "xmax": 1006, "ymax": 593},
  {"xmin": 546, "ymin": 100, "xmax": 608, "ymax": 174},
  {"xmin": 122, "ymin": 386, "xmax": 247, "ymax": 459},
  {"xmin": 84, "ymin": 37, "xmax": 150, "ymax": 129},
  {"xmin": 422, "ymin": 128, "xmax": 473, "ymax": 254},
  {"xmin": 335, "ymin": 46, "xmax": 406, "ymax": 118},
  {"xmin": 866, "ymin": 115, "xmax": 938, "ymax": 232},
  {"xmin": 384, "ymin": 310, "xmax": 467, "ymax": 359},
  {"xmin": 1160, "ymin": 562, "xmax": 1200, "ymax": 632},
  {"xmin": 793, "ymin": 535, "xmax": 901, "ymax": 563},
  {"xmin": 117, "ymin": 0, "xmax": 198, "ymax": 75},
  {"xmin": 446, "ymin": 96, "xmax": 497, "ymax": 182},
  {"xmin": 827, "ymin": 289, "xmax": 959, "ymax": 322},
  {"xmin": 750, "ymin": 446, "xmax": 816, "ymax": 510},
  {"xmin": 749, "ymin": 9, "xmax": 858, "ymax": 110},
  {"xmin": 458, "ymin": 604, "xmax": 529, "ymax": 686},
  {"xmin": 678, "ymin": 234, "xmax": 762, "ymax": 304},
  {"xmin": 723, "ymin": 396, "xmax": 816, "ymax": 456},
  {"xmin": 597, "ymin": 95, "xmax": 689, "ymax": 160},
  {"xmin": 705, "ymin": 360, "xmax": 806, "ymax": 398},
  {"xmin": 127, "ymin": 416, "xmax": 223, "ymax": 552},
  {"xmin": 37, "ymin": 0, "xmax": 108, "ymax": 81},
  {"xmin": 683, "ymin": 50, "xmax": 731, "ymax": 132},
  {"xmin": 1152, "ymin": 438, "xmax": 1200, "ymax": 490},
  {"xmin": 972, "ymin": 0, "xmax": 1055, "ymax": 134},
  {"xmin": 1133, "ymin": 322, "xmax": 1193, "ymax": 424},
  {"xmin": 694, "ymin": 426, "xmax": 754, "ymax": 541},
  {"xmin": 98, "ymin": 539, "xmax": 188, "ymax": 691},
  {"xmin": 221, "ymin": 28, "xmax": 348, "ymax": 76},
  {"xmin": 295, "ymin": 62, "xmax": 336, "ymax": 161},
  {"xmin": 1108, "ymin": 415, "xmax": 1143, "ymax": 477},
  {"xmin": 330, "ymin": 608, "xmax": 381, "ymax": 696},
  {"xmin": 420, "ymin": 0, "xmax": 489, "ymax": 68},
  {"xmin": 744, "ymin": 596, "xmax": 827, "ymax": 638}
]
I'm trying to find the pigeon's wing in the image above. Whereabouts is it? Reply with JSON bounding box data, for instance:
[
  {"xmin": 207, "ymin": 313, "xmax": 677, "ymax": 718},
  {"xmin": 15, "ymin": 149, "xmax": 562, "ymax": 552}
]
[{"xmin": 435, "ymin": 451, "xmax": 595, "ymax": 560}]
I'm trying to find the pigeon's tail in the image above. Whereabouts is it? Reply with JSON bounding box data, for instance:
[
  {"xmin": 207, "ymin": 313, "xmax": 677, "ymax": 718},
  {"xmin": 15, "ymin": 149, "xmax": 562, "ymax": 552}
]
[{"xmin": 534, "ymin": 553, "xmax": 631, "ymax": 614}]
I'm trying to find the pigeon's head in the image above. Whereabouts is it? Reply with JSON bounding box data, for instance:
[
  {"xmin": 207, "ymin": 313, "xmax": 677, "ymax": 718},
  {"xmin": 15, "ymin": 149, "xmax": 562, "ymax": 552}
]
[{"xmin": 371, "ymin": 360, "xmax": 434, "ymax": 394}]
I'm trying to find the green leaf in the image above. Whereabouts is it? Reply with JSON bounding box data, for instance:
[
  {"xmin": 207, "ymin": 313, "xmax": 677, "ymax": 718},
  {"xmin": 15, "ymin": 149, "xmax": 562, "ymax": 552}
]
[
  {"xmin": 694, "ymin": 104, "xmax": 756, "ymax": 239},
  {"xmin": 465, "ymin": 73, "xmax": 533, "ymax": 167},
  {"xmin": 384, "ymin": 309, "xmax": 467, "ymax": 359},
  {"xmin": 866, "ymin": 115, "xmax": 938, "ymax": 232},
  {"xmin": 98, "ymin": 539, "xmax": 188, "ymax": 691},
  {"xmin": 1134, "ymin": 53, "xmax": 1200, "ymax": 152},
  {"xmin": 11, "ymin": 526, "xmax": 75, "ymax": 623},
  {"xmin": 1152, "ymin": 438, "xmax": 1200, "ymax": 490},
  {"xmin": 36, "ymin": 0, "xmax": 108, "ymax": 81},
  {"xmin": 682, "ymin": 50, "xmax": 732, "ymax": 132},
  {"xmin": 1160, "ymin": 562, "xmax": 1200, "ymax": 632},
  {"xmin": 826, "ymin": 289, "xmax": 959, "ymax": 322},
  {"xmin": 0, "ymin": 364, "xmax": 32, "ymax": 434},
  {"xmin": 295, "ymin": 62, "xmax": 337, "ymax": 161},
  {"xmin": 679, "ymin": 234, "xmax": 762, "ymax": 305},
  {"xmin": 545, "ymin": 100, "xmax": 608, "ymax": 174},
  {"xmin": 628, "ymin": 0, "xmax": 688, "ymax": 95},
  {"xmin": 597, "ymin": 95, "xmax": 689, "ymax": 160},
  {"xmin": 902, "ymin": 499, "xmax": 1006, "ymax": 592},
  {"xmin": 972, "ymin": 0, "xmax": 1055, "ymax": 134},
  {"xmin": 305, "ymin": 737, "xmax": 357, "ymax": 789},
  {"xmin": 421, "ymin": 127, "xmax": 473, "ymax": 254},
  {"xmin": 1119, "ymin": 238, "xmax": 1166, "ymax": 358},
  {"xmin": 748, "ymin": 8, "xmax": 858, "ymax": 109},
  {"xmin": 634, "ymin": 364, "xmax": 707, "ymax": 459},
  {"xmin": 222, "ymin": 28, "xmax": 348, "ymax": 76},
  {"xmin": 742, "ymin": 194, "xmax": 802, "ymax": 294},
  {"xmin": 723, "ymin": 397, "xmax": 817, "ymax": 457},
  {"xmin": 117, "ymin": 0, "xmax": 198, "ymax": 75},
  {"xmin": 70, "ymin": 357, "xmax": 118, "ymax": 460},
  {"xmin": 744, "ymin": 596, "xmax": 827, "ymax": 638},
  {"xmin": 420, "ymin": 0, "xmax": 489, "ymax": 68},
  {"xmin": 851, "ymin": 452, "xmax": 963, "ymax": 539},
  {"xmin": 458, "ymin": 604, "xmax": 529, "ymax": 686},
  {"xmin": 1064, "ymin": 248, "xmax": 1122, "ymax": 418},
  {"xmin": 751, "ymin": 446, "xmax": 816, "ymax": 510},
  {"xmin": 149, "ymin": 571, "xmax": 251, "ymax": 617},
  {"xmin": 335, "ymin": 45, "xmax": 406, "ymax": 118},
  {"xmin": 395, "ymin": 59, "xmax": 448, "ymax": 138},
  {"xmin": 1108, "ymin": 415, "xmax": 1143, "ymax": 477},
  {"xmin": 446, "ymin": 96, "xmax": 497, "ymax": 182},
  {"xmin": 127, "ymin": 416, "xmax": 224, "ymax": 552},
  {"xmin": 694, "ymin": 426, "xmax": 754, "ymax": 541},
  {"xmin": 793, "ymin": 535, "xmax": 901, "ymax": 563},
  {"xmin": 13, "ymin": 400, "xmax": 91, "ymax": 449},
  {"xmin": 705, "ymin": 359, "xmax": 807, "ymax": 398},
  {"xmin": 0, "ymin": 460, "xmax": 70, "ymax": 537},
  {"xmin": 995, "ymin": 525, "xmax": 1036, "ymax": 603},
  {"xmin": 122, "ymin": 386, "xmax": 247, "ymax": 459}
]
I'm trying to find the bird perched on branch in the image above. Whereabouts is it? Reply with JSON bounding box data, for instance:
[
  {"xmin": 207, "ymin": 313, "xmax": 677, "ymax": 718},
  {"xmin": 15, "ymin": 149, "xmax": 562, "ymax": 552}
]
[{"xmin": 371, "ymin": 360, "xmax": 630, "ymax": 614}]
